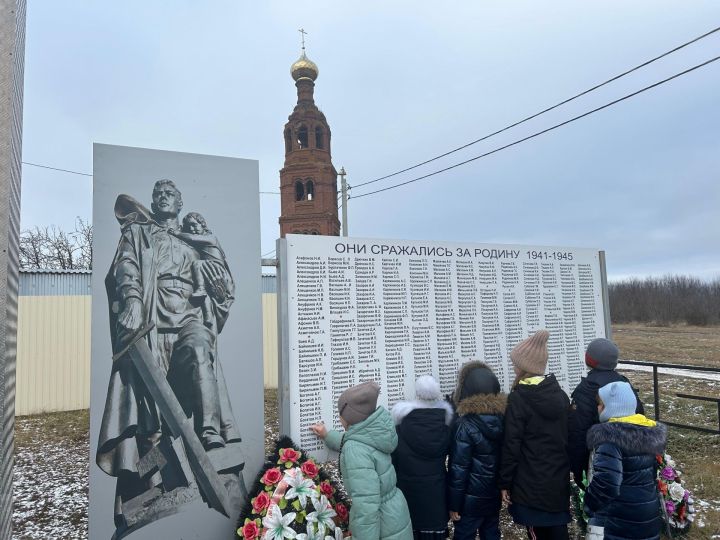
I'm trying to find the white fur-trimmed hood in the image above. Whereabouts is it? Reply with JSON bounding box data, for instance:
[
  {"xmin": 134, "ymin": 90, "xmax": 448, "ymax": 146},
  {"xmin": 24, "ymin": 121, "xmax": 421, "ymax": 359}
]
[{"xmin": 391, "ymin": 399, "xmax": 454, "ymax": 426}]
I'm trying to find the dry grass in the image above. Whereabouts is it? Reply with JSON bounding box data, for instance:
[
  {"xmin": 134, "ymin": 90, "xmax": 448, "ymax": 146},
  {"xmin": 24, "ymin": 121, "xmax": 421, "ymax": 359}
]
[
  {"xmin": 615, "ymin": 323, "xmax": 720, "ymax": 538},
  {"xmin": 663, "ymin": 429, "xmax": 720, "ymax": 539},
  {"xmin": 613, "ymin": 324, "xmax": 720, "ymax": 368}
]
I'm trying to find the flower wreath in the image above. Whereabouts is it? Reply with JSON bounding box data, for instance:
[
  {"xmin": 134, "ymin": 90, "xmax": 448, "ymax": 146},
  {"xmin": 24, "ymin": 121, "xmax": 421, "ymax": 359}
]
[
  {"xmin": 236, "ymin": 437, "xmax": 351, "ymax": 540},
  {"xmin": 657, "ymin": 453, "xmax": 695, "ymax": 534}
]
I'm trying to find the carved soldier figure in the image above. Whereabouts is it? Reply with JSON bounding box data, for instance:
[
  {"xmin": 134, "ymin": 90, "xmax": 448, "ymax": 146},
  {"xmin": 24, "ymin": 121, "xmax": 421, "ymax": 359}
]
[{"xmin": 96, "ymin": 179, "xmax": 241, "ymax": 528}]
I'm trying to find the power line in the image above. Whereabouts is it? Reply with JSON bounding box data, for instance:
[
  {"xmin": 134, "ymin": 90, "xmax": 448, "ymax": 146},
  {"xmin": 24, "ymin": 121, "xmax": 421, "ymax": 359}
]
[
  {"xmin": 353, "ymin": 25, "xmax": 720, "ymax": 190},
  {"xmin": 22, "ymin": 161, "xmax": 282, "ymax": 195},
  {"xmin": 350, "ymin": 55, "xmax": 720, "ymax": 200},
  {"xmin": 262, "ymin": 248, "xmax": 276, "ymax": 258},
  {"xmin": 22, "ymin": 161, "xmax": 92, "ymax": 176}
]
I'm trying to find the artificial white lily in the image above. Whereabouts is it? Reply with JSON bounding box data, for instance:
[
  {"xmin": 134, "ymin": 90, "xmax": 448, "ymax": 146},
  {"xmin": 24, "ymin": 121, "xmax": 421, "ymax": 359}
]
[
  {"xmin": 262, "ymin": 504, "xmax": 298, "ymax": 540},
  {"xmin": 284, "ymin": 469, "xmax": 316, "ymax": 508},
  {"xmin": 296, "ymin": 521, "xmax": 324, "ymax": 540},
  {"xmin": 325, "ymin": 524, "xmax": 345, "ymax": 540},
  {"xmin": 306, "ymin": 495, "xmax": 337, "ymax": 536}
]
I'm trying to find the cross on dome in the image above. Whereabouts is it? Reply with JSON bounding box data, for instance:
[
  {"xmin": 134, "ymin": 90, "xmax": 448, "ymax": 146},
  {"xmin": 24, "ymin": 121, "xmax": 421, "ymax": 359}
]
[{"xmin": 290, "ymin": 28, "xmax": 319, "ymax": 82}]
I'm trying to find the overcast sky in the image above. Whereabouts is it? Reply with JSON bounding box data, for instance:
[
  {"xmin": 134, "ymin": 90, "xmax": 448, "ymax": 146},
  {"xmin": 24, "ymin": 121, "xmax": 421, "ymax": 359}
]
[{"xmin": 20, "ymin": 1, "xmax": 720, "ymax": 280}]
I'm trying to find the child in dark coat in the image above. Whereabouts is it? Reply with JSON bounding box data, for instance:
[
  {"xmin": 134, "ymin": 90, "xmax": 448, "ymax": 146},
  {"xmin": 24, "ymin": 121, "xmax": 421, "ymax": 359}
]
[
  {"xmin": 568, "ymin": 338, "xmax": 644, "ymax": 486},
  {"xmin": 391, "ymin": 375, "xmax": 453, "ymax": 540},
  {"xmin": 585, "ymin": 381, "xmax": 667, "ymax": 539},
  {"xmin": 498, "ymin": 330, "xmax": 571, "ymax": 540},
  {"xmin": 447, "ymin": 362, "xmax": 506, "ymax": 540}
]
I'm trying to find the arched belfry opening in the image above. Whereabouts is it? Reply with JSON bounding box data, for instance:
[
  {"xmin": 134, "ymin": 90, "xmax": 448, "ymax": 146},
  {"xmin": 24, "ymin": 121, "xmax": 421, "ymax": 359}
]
[
  {"xmin": 294, "ymin": 180, "xmax": 305, "ymax": 201},
  {"xmin": 297, "ymin": 125, "xmax": 308, "ymax": 149},
  {"xmin": 284, "ymin": 128, "xmax": 292, "ymax": 153}
]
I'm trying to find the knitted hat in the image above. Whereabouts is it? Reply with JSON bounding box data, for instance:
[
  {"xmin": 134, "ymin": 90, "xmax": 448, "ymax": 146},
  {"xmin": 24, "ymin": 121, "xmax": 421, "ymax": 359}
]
[
  {"xmin": 337, "ymin": 380, "xmax": 380, "ymax": 425},
  {"xmin": 585, "ymin": 338, "xmax": 619, "ymax": 370},
  {"xmin": 415, "ymin": 375, "xmax": 442, "ymax": 402},
  {"xmin": 460, "ymin": 366, "xmax": 500, "ymax": 400},
  {"xmin": 598, "ymin": 381, "xmax": 637, "ymax": 422},
  {"xmin": 510, "ymin": 330, "xmax": 549, "ymax": 375}
]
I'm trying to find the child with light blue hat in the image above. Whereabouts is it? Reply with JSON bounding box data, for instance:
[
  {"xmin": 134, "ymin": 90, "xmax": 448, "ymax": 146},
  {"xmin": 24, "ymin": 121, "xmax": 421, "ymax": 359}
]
[{"xmin": 585, "ymin": 381, "xmax": 667, "ymax": 539}]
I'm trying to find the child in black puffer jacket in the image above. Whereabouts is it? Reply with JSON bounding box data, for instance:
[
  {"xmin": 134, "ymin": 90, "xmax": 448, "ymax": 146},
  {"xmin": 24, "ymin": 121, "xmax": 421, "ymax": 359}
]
[
  {"xmin": 568, "ymin": 338, "xmax": 644, "ymax": 487},
  {"xmin": 585, "ymin": 381, "xmax": 667, "ymax": 539},
  {"xmin": 447, "ymin": 361, "xmax": 506, "ymax": 540},
  {"xmin": 499, "ymin": 330, "xmax": 571, "ymax": 540},
  {"xmin": 392, "ymin": 375, "xmax": 453, "ymax": 540}
]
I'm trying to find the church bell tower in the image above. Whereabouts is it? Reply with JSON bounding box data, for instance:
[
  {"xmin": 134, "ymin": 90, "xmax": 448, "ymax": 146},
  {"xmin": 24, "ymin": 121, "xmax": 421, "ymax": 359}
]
[{"xmin": 279, "ymin": 36, "xmax": 340, "ymax": 237}]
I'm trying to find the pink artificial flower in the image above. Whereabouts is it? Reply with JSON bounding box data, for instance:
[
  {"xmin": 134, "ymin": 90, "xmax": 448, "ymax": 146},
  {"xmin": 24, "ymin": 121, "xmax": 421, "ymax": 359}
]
[
  {"xmin": 252, "ymin": 492, "xmax": 271, "ymax": 514},
  {"xmin": 335, "ymin": 503, "xmax": 349, "ymax": 523},
  {"xmin": 262, "ymin": 467, "xmax": 283, "ymax": 486},
  {"xmin": 241, "ymin": 521, "xmax": 260, "ymax": 540},
  {"xmin": 661, "ymin": 467, "xmax": 675, "ymax": 481},
  {"xmin": 301, "ymin": 460, "xmax": 320, "ymax": 478},
  {"xmin": 278, "ymin": 448, "xmax": 301, "ymax": 465},
  {"xmin": 666, "ymin": 500, "xmax": 676, "ymax": 515},
  {"xmin": 319, "ymin": 481, "xmax": 334, "ymax": 498}
]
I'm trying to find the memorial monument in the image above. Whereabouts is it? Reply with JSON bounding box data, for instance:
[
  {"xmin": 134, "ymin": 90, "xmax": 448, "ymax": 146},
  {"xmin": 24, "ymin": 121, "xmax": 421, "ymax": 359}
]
[
  {"xmin": 98, "ymin": 179, "xmax": 244, "ymax": 533},
  {"xmin": 278, "ymin": 235, "xmax": 611, "ymax": 460},
  {"xmin": 91, "ymin": 144, "xmax": 263, "ymax": 539}
]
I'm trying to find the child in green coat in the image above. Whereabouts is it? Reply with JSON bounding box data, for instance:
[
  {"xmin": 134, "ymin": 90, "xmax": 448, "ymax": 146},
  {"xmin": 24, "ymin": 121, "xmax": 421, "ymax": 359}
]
[{"xmin": 311, "ymin": 381, "xmax": 413, "ymax": 540}]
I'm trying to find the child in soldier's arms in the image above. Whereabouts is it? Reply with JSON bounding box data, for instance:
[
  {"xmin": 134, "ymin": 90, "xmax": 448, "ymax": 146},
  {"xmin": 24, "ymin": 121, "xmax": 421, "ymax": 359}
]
[{"xmin": 168, "ymin": 212, "xmax": 228, "ymax": 325}]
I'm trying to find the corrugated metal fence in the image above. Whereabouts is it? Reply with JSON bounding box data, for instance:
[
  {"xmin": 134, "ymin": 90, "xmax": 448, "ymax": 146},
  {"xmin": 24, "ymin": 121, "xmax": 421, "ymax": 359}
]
[
  {"xmin": 16, "ymin": 271, "xmax": 279, "ymax": 415},
  {"xmin": 1, "ymin": 2, "xmax": 27, "ymax": 533}
]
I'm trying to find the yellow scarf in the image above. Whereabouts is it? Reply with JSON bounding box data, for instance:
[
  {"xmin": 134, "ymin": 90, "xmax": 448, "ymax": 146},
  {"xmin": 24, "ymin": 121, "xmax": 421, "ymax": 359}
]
[
  {"xmin": 608, "ymin": 413, "xmax": 657, "ymax": 427},
  {"xmin": 519, "ymin": 376, "xmax": 545, "ymax": 386}
]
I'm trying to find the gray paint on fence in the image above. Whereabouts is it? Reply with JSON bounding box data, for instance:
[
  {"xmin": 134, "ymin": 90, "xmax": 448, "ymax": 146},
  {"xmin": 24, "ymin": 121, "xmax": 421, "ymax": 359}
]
[
  {"xmin": 19, "ymin": 270, "xmax": 92, "ymax": 296},
  {"xmin": 261, "ymin": 274, "xmax": 277, "ymax": 294},
  {"xmin": 19, "ymin": 271, "xmax": 268, "ymax": 297}
]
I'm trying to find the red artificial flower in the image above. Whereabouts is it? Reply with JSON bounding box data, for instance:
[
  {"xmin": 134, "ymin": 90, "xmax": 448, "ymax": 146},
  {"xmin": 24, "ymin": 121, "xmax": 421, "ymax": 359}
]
[
  {"xmin": 335, "ymin": 503, "xmax": 349, "ymax": 522},
  {"xmin": 678, "ymin": 502, "xmax": 687, "ymax": 521},
  {"xmin": 658, "ymin": 480, "xmax": 668, "ymax": 496},
  {"xmin": 278, "ymin": 448, "xmax": 301, "ymax": 465},
  {"xmin": 252, "ymin": 491, "xmax": 271, "ymax": 514},
  {"xmin": 656, "ymin": 454, "xmax": 664, "ymax": 465},
  {"xmin": 301, "ymin": 460, "xmax": 320, "ymax": 478},
  {"xmin": 319, "ymin": 481, "xmax": 335, "ymax": 498},
  {"xmin": 241, "ymin": 521, "xmax": 260, "ymax": 540},
  {"xmin": 262, "ymin": 467, "xmax": 283, "ymax": 486}
]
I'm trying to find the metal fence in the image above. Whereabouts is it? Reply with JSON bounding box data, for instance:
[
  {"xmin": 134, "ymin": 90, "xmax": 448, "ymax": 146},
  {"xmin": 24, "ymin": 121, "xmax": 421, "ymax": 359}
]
[{"xmin": 619, "ymin": 360, "xmax": 720, "ymax": 435}]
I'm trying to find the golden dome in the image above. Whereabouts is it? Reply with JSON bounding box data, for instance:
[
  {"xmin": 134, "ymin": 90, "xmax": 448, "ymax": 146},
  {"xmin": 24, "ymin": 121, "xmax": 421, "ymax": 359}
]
[{"xmin": 291, "ymin": 52, "xmax": 319, "ymax": 82}]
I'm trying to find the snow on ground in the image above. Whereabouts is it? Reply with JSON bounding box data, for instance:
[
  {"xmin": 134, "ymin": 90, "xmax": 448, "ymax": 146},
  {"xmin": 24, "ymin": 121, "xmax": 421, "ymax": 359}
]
[{"xmin": 13, "ymin": 412, "xmax": 89, "ymax": 539}]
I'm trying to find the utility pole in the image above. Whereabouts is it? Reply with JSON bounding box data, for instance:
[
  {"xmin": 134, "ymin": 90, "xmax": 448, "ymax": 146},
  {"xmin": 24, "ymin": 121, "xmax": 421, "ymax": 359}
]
[{"xmin": 339, "ymin": 166, "xmax": 348, "ymax": 237}]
